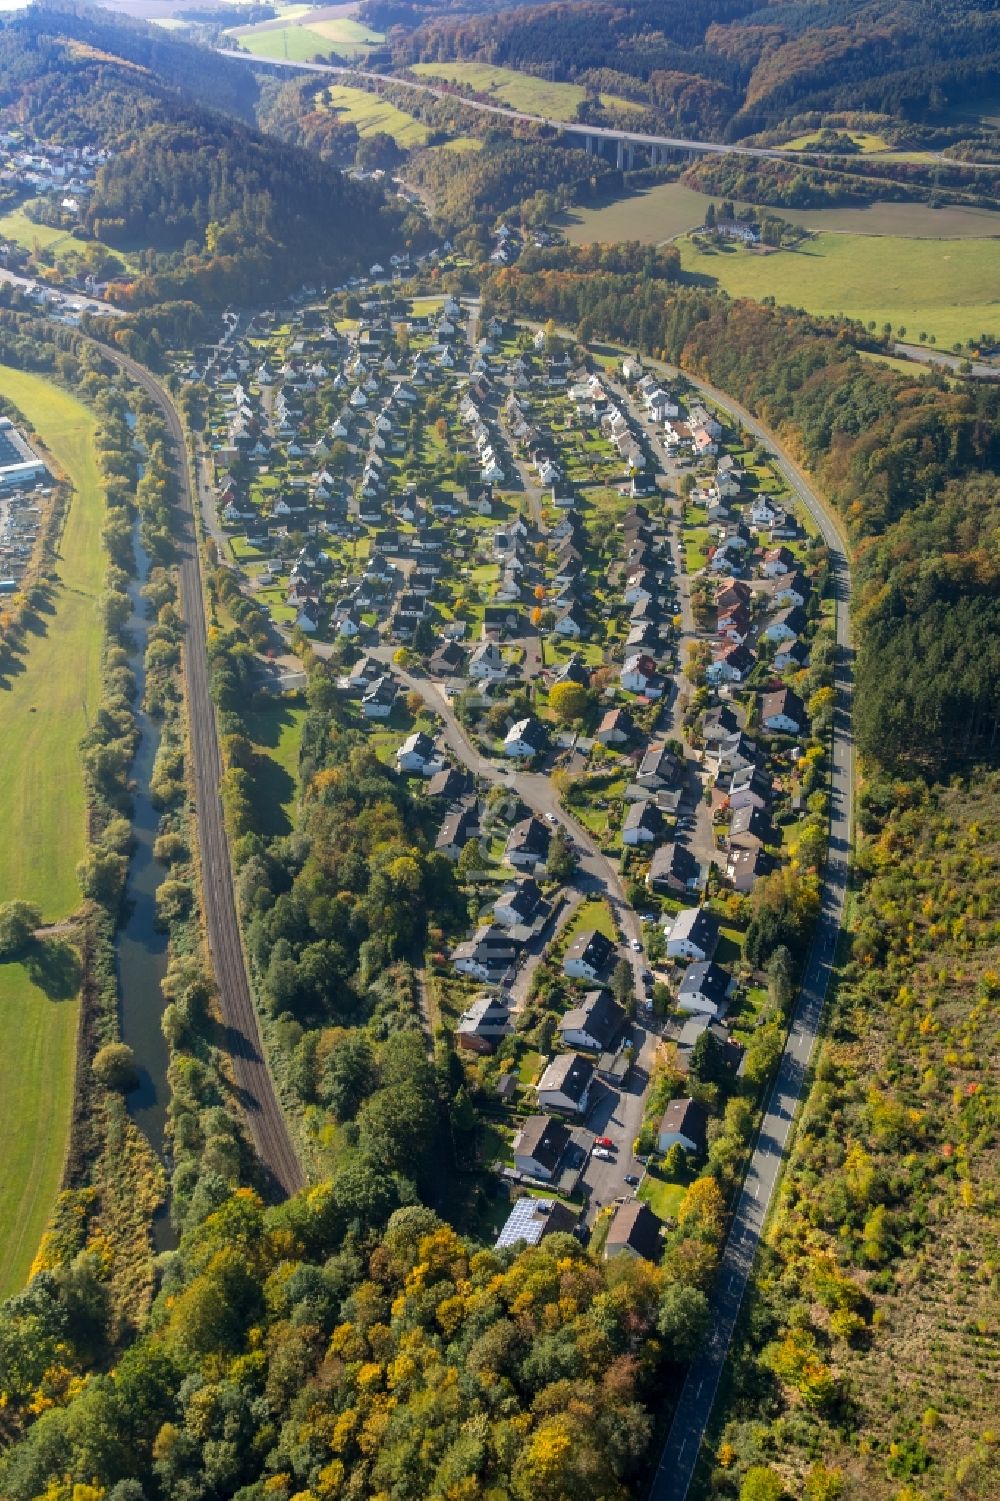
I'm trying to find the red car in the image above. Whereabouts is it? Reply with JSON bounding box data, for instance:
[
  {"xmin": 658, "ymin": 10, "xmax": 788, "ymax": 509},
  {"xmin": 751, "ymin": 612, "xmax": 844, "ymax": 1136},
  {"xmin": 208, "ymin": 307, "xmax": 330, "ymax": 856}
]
[{"xmin": 594, "ymin": 1136, "xmax": 616, "ymax": 1150}]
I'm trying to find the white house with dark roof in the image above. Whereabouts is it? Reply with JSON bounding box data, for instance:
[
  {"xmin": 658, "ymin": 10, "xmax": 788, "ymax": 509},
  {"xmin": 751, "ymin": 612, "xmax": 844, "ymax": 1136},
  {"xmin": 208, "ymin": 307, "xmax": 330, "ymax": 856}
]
[{"xmin": 536, "ymin": 1052, "xmax": 595, "ymax": 1115}]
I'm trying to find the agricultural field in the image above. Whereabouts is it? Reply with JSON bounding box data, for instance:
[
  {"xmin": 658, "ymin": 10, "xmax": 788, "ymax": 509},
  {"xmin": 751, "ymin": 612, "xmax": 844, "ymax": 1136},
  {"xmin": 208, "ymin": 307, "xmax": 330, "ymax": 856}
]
[
  {"xmin": 0, "ymin": 369, "xmax": 103, "ymax": 1301},
  {"xmin": 0, "ymin": 368, "xmax": 105, "ymax": 919},
  {"xmin": 325, "ymin": 84, "xmax": 430, "ymax": 148},
  {"xmin": 409, "ymin": 61, "xmax": 643, "ymax": 122},
  {"xmin": 230, "ymin": 9, "xmax": 384, "ymax": 60},
  {"xmin": 564, "ymin": 178, "xmax": 1000, "ymax": 245},
  {"xmin": 0, "ymin": 960, "xmax": 78, "ymax": 1299},
  {"xmin": 677, "ymin": 231, "xmax": 1000, "ymax": 346}
]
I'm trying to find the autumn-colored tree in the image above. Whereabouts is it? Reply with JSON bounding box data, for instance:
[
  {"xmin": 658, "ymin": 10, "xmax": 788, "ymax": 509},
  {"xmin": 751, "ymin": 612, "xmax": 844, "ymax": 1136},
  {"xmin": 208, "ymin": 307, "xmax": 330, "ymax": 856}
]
[{"xmin": 549, "ymin": 680, "xmax": 589, "ymax": 724}]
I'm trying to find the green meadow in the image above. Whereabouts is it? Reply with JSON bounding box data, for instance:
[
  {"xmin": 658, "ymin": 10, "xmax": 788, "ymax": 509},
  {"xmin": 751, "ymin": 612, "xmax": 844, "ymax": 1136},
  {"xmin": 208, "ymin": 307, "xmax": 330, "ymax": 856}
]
[
  {"xmin": 0, "ymin": 367, "xmax": 105, "ymax": 1298},
  {"xmin": 410, "ymin": 61, "xmax": 643, "ymax": 122}
]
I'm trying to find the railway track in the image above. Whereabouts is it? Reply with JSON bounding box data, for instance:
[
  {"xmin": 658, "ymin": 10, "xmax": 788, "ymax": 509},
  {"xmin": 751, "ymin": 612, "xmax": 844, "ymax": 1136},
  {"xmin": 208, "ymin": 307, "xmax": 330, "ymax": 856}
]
[{"xmin": 103, "ymin": 344, "xmax": 304, "ymax": 1199}]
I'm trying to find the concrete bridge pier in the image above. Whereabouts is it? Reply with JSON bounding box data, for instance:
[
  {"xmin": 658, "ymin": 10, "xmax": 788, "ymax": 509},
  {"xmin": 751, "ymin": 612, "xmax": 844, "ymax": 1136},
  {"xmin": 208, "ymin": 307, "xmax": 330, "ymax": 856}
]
[{"xmin": 616, "ymin": 139, "xmax": 625, "ymax": 170}]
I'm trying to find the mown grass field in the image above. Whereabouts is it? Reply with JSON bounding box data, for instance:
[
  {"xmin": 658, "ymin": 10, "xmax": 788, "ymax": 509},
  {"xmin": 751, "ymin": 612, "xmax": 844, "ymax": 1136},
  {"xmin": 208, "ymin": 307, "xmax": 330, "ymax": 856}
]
[
  {"xmin": 410, "ymin": 61, "xmax": 642, "ymax": 121},
  {"xmin": 325, "ymin": 84, "xmax": 430, "ymax": 148},
  {"xmin": 0, "ymin": 207, "xmax": 89, "ymax": 255},
  {"xmin": 0, "ymin": 961, "xmax": 78, "ymax": 1299},
  {"xmin": 242, "ymin": 698, "xmax": 306, "ymax": 837},
  {"xmin": 0, "ymin": 367, "xmax": 105, "ymax": 918},
  {"xmin": 232, "ymin": 12, "xmax": 383, "ymax": 59},
  {"xmin": 0, "ymin": 369, "xmax": 104, "ymax": 1300},
  {"xmin": 678, "ymin": 232, "xmax": 1000, "ymax": 345},
  {"xmin": 564, "ymin": 179, "xmax": 1000, "ymax": 245}
]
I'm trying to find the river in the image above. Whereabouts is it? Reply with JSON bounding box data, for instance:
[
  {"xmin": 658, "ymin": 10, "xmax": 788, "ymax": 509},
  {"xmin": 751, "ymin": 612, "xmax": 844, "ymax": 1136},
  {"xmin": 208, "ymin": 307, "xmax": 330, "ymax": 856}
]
[{"xmin": 116, "ymin": 519, "xmax": 174, "ymax": 1248}]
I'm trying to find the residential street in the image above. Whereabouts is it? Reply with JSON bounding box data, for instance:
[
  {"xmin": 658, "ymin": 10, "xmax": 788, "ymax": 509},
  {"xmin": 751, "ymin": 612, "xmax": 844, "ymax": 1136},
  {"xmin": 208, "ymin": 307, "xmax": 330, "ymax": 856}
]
[{"xmin": 647, "ymin": 376, "xmax": 854, "ymax": 1501}]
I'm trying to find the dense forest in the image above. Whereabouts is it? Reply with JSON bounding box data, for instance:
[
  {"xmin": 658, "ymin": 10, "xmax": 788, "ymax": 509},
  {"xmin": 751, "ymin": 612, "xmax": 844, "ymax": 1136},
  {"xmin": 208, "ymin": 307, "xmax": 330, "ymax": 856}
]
[
  {"xmin": 484, "ymin": 255, "xmax": 1000, "ymax": 776},
  {"xmin": 388, "ymin": 0, "xmax": 1000, "ymax": 142},
  {"xmin": 699, "ymin": 776, "xmax": 1000, "ymax": 1500},
  {"xmin": 0, "ymin": 8, "xmax": 404, "ymax": 305}
]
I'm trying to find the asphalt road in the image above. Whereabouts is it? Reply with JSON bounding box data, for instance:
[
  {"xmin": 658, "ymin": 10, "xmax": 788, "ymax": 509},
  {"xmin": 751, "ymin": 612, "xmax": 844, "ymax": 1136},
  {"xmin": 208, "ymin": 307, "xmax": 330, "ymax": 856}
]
[
  {"xmin": 646, "ymin": 375, "xmax": 854, "ymax": 1501},
  {"xmin": 216, "ymin": 50, "xmax": 889, "ymax": 169},
  {"xmin": 96, "ymin": 343, "xmax": 304, "ymax": 1200}
]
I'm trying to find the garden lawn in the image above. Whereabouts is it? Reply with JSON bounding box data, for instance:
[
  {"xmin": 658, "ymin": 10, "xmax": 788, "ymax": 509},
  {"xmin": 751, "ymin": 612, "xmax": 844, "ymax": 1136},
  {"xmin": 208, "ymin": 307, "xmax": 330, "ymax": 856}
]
[
  {"xmin": 678, "ymin": 232, "xmax": 1000, "ymax": 347},
  {"xmin": 0, "ymin": 366, "xmax": 104, "ymax": 919},
  {"xmin": 638, "ymin": 1169, "xmax": 686, "ymax": 1222},
  {"xmin": 0, "ymin": 961, "xmax": 78, "ymax": 1299},
  {"xmin": 564, "ymin": 897, "xmax": 618, "ymax": 944},
  {"xmin": 410, "ymin": 61, "xmax": 642, "ymax": 121}
]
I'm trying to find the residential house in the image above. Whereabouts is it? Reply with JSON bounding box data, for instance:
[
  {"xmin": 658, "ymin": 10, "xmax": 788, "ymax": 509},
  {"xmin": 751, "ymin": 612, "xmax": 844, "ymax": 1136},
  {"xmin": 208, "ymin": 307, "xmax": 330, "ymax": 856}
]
[
  {"xmin": 657, "ymin": 1098, "xmax": 708, "ymax": 1157},
  {"xmin": 707, "ymin": 643, "xmax": 755, "ymax": 684},
  {"xmin": 361, "ymin": 675, "xmax": 397, "ymax": 720},
  {"xmin": 761, "ymin": 687, "xmax": 805, "ymax": 735},
  {"xmin": 493, "ymin": 877, "xmax": 544, "ymax": 929},
  {"xmin": 427, "ymin": 766, "xmax": 471, "ymax": 802},
  {"xmin": 596, "ymin": 707, "xmax": 634, "ymax": 747},
  {"xmin": 604, "ymin": 1201, "xmax": 662, "ymax": 1262},
  {"xmin": 621, "ymin": 653, "xmax": 663, "ymax": 697},
  {"xmin": 456, "ymin": 994, "xmax": 513, "ymax": 1054},
  {"xmin": 505, "ymin": 816, "xmax": 550, "ymax": 870},
  {"xmin": 727, "ymin": 843, "xmax": 770, "ymax": 894},
  {"xmin": 647, "ymin": 842, "xmax": 700, "ymax": 895},
  {"xmin": 512, "ymin": 1115, "xmax": 571, "ymax": 1181},
  {"xmin": 764, "ymin": 604, "xmax": 807, "ymax": 644},
  {"xmin": 564, "ymin": 929, "xmax": 615, "ymax": 982},
  {"xmin": 504, "ymin": 717, "xmax": 547, "ymax": 760},
  {"xmin": 622, "ymin": 800, "xmax": 663, "ymax": 847},
  {"xmin": 762, "ymin": 545, "xmax": 795, "ymax": 577},
  {"xmin": 636, "ymin": 743, "xmax": 682, "ymax": 792},
  {"xmin": 396, "ymin": 731, "xmax": 440, "ymax": 775},
  {"xmin": 729, "ymin": 765, "xmax": 773, "ymax": 813},
  {"xmin": 664, "ymin": 905, "xmax": 719, "ymax": 962},
  {"xmin": 468, "ymin": 640, "xmax": 507, "ymax": 682},
  {"xmin": 435, "ymin": 799, "xmax": 479, "ymax": 860},
  {"xmin": 729, "ymin": 804, "xmax": 773, "ymax": 848},
  {"xmin": 558, "ymin": 989, "xmax": 625, "ymax": 1053},
  {"xmin": 452, "ymin": 926, "xmax": 517, "ymax": 982},
  {"xmin": 536, "ymin": 1052, "xmax": 595, "ymax": 1116},
  {"xmin": 677, "ymin": 960, "xmax": 735, "ymax": 1017}
]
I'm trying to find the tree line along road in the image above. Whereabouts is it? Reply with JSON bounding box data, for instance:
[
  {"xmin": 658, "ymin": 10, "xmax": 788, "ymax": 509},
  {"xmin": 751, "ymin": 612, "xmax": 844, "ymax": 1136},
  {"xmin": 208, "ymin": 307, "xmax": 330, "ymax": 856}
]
[{"xmin": 97, "ymin": 342, "xmax": 304, "ymax": 1200}]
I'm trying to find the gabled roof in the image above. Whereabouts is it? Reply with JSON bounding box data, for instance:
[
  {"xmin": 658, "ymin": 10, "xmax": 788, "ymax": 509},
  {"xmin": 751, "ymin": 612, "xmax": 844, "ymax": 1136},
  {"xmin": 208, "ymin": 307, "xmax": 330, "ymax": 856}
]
[
  {"xmin": 678, "ymin": 960, "xmax": 733, "ymax": 1008},
  {"xmin": 659, "ymin": 1097, "xmax": 708, "ymax": 1150},
  {"xmin": 559, "ymin": 989, "xmax": 625, "ymax": 1050},
  {"xmin": 514, "ymin": 1114, "xmax": 571, "ymax": 1173},
  {"xmin": 606, "ymin": 1200, "xmax": 662, "ymax": 1261},
  {"xmin": 538, "ymin": 1051, "xmax": 595, "ymax": 1104}
]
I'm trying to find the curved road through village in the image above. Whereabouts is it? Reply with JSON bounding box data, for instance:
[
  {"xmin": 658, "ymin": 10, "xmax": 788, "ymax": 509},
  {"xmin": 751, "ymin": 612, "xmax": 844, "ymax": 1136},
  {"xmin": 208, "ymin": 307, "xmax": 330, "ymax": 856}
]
[
  {"xmin": 99, "ymin": 343, "xmax": 304, "ymax": 1199},
  {"xmin": 647, "ymin": 371, "xmax": 854, "ymax": 1499}
]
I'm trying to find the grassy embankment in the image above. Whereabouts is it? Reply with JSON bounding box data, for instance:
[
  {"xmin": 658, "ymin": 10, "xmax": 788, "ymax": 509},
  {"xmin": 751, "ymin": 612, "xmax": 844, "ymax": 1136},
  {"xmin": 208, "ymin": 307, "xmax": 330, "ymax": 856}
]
[{"xmin": 0, "ymin": 369, "xmax": 104, "ymax": 1299}]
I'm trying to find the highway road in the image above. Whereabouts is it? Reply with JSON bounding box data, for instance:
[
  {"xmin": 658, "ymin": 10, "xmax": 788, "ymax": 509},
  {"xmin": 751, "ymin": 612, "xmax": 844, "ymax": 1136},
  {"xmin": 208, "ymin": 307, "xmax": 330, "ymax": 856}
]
[
  {"xmin": 216, "ymin": 50, "xmax": 839, "ymax": 165},
  {"xmin": 646, "ymin": 373, "xmax": 854, "ymax": 1500},
  {"xmin": 97, "ymin": 342, "xmax": 304, "ymax": 1199}
]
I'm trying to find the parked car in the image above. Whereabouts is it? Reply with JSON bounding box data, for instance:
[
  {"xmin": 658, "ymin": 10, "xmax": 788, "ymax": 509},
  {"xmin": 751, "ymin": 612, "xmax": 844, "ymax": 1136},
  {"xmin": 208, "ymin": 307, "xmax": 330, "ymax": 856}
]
[
  {"xmin": 594, "ymin": 1136, "xmax": 615, "ymax": 1150},
  {"xmin": 593, "ymin": 1147, "xmax": 615, "ymax": 1162},
  {"xmin": 624, "ymin": 1173, "xmax": 641, "ymax": 1187}
]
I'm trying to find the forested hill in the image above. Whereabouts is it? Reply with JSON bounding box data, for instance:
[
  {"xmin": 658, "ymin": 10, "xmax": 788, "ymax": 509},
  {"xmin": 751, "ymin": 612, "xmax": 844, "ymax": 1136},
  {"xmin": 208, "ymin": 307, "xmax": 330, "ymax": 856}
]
[
  {"xmin": 386, "ymin": 0, "xmax": 1000, "ymax": 140},
  {"xmin": 0, "ymin": 8, "xmax": 403, "ymax": 306}
]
